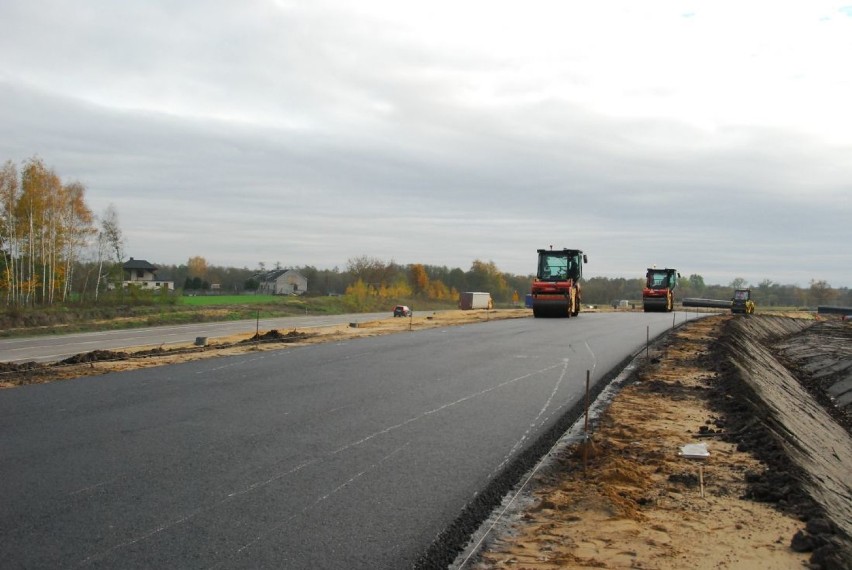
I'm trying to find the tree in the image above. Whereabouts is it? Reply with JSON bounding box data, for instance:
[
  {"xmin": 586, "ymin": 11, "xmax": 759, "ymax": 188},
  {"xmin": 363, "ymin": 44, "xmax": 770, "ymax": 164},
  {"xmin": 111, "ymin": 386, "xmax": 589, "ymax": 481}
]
[
  {"xmin": 729, "ymin": 277, "xmax": 748, "ymax": 290},
  {"xmin": 809, "ymin": 280, "xmax": 836, "ymax": 306},
  {"xmin": 0, "ymin": 157, "xmax": 95, "ymax": 305},
  {"xmin": 95, "ymin": 204, "xmax": 124, "ymax": 298},
  {"xmin": 426, "ymin": 279, "xmax": 456, "ymax": 301},
  {"xmin": 466, "ymin": 260, "xmax": 509, "ymax": 301},
  {"xmin": 17, "ymin": 158, "xmax": 58, "ymax": 304},
  {"xmin": 755, "ymin": 279, "xmax": 776, "ymax": 306},
  {"xmin": 57, "ymin": 181, "xmax": 95, "ymax": 302},
  {"xmin": 345, "ymin": 278, "xmax": 372, "ymax": 302},
  {"xmin": 688, "ymin": 274, "xmax": 705, "ymax": 292},
  {"xmin": 346, "ymin": 256, "xmax": 398, "ymax": 291},
  {"xmin": 0, "ymin": 161, "xmax": 20, "ymax": 304},
  {"xmin": 409, "ymin": 264, "xmax": 429, "ymax": 296},
  {"xmin": 446, "ymin": 267, "xmax": 467, "ymax": 293},
  {"xmin": 187, "ymin": 256, "xmax": 208, "ymax": 278}
]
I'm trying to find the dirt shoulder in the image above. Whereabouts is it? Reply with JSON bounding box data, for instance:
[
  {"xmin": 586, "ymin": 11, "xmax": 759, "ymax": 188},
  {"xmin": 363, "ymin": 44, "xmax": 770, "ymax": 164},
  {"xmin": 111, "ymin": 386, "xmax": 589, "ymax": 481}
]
[
  {"xmin": 462, "ymin": 315, "xmax": 852, "ymax": 570},
  {"xmin": 0, "ymin": 309, "xmax": 531, "ymax": 388}
]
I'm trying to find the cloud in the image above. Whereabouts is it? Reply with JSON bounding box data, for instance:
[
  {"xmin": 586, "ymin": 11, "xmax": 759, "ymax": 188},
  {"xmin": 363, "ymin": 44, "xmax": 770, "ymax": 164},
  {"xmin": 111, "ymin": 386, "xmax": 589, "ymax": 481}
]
[{"xmin": 0, "ymin": 1, "xmax": 850, "ymax": 287}]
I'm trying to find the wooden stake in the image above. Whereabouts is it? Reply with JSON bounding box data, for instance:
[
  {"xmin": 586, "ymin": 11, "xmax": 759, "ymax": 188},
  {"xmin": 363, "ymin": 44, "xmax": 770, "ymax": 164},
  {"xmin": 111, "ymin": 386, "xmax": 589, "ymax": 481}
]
[
  {"xmin": 581, "ymin": 371, "xmax": 591, "ymax": 476},
  {"xmin": 584, "ymin": 370, "xmax": 590, "ymax": 432}
]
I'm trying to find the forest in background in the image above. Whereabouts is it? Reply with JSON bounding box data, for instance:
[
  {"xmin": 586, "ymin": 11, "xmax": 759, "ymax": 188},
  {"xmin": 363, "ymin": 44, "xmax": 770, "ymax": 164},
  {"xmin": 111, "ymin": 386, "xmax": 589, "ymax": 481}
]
[{"xmin": 169, "ymin": 255, "xmax": 849, "ymax": 310}]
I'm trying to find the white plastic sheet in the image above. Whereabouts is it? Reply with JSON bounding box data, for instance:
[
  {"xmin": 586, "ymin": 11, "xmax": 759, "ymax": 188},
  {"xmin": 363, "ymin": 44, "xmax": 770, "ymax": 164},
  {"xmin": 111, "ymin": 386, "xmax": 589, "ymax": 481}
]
[{"xmin": 679, "ymin": 443, "xmax": 710, "ymax": 459}]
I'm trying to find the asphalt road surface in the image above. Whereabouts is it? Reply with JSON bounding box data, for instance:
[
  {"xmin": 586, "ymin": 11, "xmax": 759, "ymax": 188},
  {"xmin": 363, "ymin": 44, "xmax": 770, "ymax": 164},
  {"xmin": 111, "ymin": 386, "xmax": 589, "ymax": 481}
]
[
  {"xmin": 0, "ymin": 311, "xmax": 701, "ymax": 569},
  {"xmin": 0, "ymin": 312, "xmax": 392, "ymax": 364}
]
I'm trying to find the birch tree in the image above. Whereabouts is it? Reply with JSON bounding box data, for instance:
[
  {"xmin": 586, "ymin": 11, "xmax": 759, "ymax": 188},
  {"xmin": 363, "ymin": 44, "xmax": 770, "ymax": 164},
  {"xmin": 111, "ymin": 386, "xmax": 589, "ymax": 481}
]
[
  {"xmin": 15, "ymin": 158, "xmax": 63, "ymax": 304},
  {"xmin": 95, "ymin": 204, "xmax": 125, "ymax": 297},
  {"xmin": 0, "ymin": 161, "xmax": 20, "ymax": 304},
  {"xmin": 59, "ymin": 182, "xmax": 95, "ymax": 301},
  {"xmin": 0, "ymin": 157, "xmax": 97, "ymax": 305}
]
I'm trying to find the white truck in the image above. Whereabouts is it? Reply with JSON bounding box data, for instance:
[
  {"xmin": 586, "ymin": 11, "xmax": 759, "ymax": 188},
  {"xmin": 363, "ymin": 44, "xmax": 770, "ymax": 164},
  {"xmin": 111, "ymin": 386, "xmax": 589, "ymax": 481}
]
[{"xmin": 458, "ymin": 291, "xmax": 493, "ymax": 310}]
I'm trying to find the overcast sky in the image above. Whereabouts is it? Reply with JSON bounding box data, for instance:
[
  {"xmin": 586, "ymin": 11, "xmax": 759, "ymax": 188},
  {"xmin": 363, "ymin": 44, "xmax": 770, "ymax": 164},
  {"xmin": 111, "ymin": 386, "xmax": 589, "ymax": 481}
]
[{"xmin": 1, "ymin": 1, "xmax": 850, "ymax": 287}]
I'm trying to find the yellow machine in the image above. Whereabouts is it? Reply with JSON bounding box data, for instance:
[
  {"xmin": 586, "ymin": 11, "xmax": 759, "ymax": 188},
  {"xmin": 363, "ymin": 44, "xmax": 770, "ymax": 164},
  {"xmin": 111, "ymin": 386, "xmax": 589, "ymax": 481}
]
[{"xmin": 731, "ymin": 288, "xmax": 755, "ymax": 314}]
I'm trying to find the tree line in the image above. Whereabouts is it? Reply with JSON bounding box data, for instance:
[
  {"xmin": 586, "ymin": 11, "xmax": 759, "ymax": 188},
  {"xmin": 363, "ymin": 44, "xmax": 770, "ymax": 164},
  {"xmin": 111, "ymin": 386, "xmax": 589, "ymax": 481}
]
[
  {"xmin": 168, "ymin": 257, "xmax": 850, "ymax": 309},
  {"xmin": 1, "ymin": 157, "xmax": 849, "ymax": 309},
  {"xmin": 583, "ymin": 274, "xmax": 849, "ymax": 309},
  {"xmin": 1, "ymin": 157, "xmax": 126, "ymax": 306}
]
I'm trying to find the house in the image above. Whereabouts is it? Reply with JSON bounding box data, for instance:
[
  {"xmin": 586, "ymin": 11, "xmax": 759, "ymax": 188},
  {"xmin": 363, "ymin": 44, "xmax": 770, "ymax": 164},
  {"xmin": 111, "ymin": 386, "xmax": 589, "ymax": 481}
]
[
  {"xmin": 256, "ymin": 269, "xmax": 307, "ymax": 295},
  {"xmin": 118, "ymin": 257, "xmax": 175, "ymax": 291}
]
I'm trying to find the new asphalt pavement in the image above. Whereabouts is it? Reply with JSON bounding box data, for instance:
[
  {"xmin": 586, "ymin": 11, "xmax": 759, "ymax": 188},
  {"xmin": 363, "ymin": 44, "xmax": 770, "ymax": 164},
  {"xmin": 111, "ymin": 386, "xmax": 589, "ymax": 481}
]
[{"xmin": 0, "ymin": 311, "xmax": 701, "ymax": 569}]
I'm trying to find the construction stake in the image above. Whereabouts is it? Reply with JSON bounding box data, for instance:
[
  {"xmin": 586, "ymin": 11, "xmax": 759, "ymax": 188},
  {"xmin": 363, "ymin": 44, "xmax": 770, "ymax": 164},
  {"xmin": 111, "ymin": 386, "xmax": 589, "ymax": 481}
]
[
  {"xmin": 584, "ymin": 370, "xmax": 590, "ymax": 433},
  {"xmin": 255, "ymin": 310, "xmax": 260, "ymax": 350},
  {"xmin": 646, "ymin": 325, "xmax": 650, "ymax": 360},
  {"xmin": 583, "ymin": 370, "xmax": 590, "ymax": 476}
]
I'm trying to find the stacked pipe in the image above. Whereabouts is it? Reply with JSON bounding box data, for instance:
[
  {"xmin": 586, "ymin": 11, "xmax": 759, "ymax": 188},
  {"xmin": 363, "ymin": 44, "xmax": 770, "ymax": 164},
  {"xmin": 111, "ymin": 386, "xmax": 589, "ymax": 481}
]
[{"xmin": 682, "ymin": 298, "xmax": 732, "ymax": 309}]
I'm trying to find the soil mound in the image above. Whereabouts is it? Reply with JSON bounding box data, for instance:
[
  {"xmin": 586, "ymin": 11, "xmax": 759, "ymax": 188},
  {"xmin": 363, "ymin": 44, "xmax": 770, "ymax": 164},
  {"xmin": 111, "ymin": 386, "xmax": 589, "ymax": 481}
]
[
  {"xmin": 0, "ymin": 360, "xmax": 42, "ymax": 373},
  {"xmin": 240, "ymin": 329, "xmax": 313, "ymax": 343},
  {"xmin": 61, "ymin": 349, "xmax": 130, "ymax": 364}
]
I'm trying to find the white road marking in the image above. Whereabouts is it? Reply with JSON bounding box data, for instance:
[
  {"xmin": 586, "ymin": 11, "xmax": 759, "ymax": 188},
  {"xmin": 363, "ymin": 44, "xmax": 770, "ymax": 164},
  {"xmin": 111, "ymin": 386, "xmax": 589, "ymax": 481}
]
[
  {"xmin": 331, "ymin": 362, "xmax": 566, "ymax": 455},
  {"xmin": 211, "ymin": 443, "xmax": 411, "ymax": 569},
  {"xmin": 75, "ymin": 460, "xmax": 318, "ymax": 568},
  {"xmin": 490, "ymin": 359, "xmax": 571, "ymax": 476}
]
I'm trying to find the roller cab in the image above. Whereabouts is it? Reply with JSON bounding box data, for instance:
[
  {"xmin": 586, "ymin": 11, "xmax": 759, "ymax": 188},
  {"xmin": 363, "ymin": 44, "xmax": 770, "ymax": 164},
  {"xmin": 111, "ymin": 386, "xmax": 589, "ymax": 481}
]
[
  {"xmin": 731, "ymin": 288, "xmax": 755, "ymax": 314},
  {"xmin": 531, "ymin": 248, "xmax": 587, "ymax": 318},
  {"xmin": 643, "ymin": 268, "xmax": 679, "ymax": 312}
]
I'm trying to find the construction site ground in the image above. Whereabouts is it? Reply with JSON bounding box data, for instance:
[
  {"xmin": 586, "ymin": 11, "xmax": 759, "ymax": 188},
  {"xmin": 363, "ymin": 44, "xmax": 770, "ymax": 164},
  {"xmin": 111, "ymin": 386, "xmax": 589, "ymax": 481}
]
[
  {"xmin": 1, "ymin": 310, "xmax": 850, "ymax": 569},
  {"xmin": 463, "ymin": 314, "xmax": 852, "ymax": 570}
]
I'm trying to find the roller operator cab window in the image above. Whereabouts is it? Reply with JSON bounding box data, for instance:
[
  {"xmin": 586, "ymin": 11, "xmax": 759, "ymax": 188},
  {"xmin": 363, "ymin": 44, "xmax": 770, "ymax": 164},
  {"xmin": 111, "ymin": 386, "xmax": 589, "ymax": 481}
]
[
  {"xmin": 648, "ymin": 271, "xmax": 672, "ymax": 289},
  {"xmin": 539, "ymin": 254, "xmax": 579, "ymax": 281}
]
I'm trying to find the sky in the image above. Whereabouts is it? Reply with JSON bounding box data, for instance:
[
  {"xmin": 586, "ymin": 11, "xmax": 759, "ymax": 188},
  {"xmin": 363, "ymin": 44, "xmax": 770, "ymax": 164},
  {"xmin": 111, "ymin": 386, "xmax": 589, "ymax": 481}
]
[{"xmin": 1, "ymin": 0, "xmax": 850, "ymax": 288}]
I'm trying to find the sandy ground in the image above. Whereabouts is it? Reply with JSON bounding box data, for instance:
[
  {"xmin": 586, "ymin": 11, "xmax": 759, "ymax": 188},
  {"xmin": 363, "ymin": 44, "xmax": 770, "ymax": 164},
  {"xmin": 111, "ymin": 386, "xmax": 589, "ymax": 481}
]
[{"xmin": 3, "ymin": 309, "xmax": 850, "ymax": 569}]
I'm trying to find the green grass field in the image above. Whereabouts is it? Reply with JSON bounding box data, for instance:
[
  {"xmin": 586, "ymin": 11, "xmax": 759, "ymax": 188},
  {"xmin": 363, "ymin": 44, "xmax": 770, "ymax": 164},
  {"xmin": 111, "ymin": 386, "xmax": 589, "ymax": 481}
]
[{"xmin": 180, "ymin": 294, "xmax": 280, "ymax": 306}]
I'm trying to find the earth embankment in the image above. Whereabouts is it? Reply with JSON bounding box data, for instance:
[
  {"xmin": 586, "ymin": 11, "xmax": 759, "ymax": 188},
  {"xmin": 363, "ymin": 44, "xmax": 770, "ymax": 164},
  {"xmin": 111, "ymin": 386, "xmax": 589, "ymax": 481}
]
[{"xmin": 718, "ymin": 316, "xmax": 852, "ymax": 567}]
